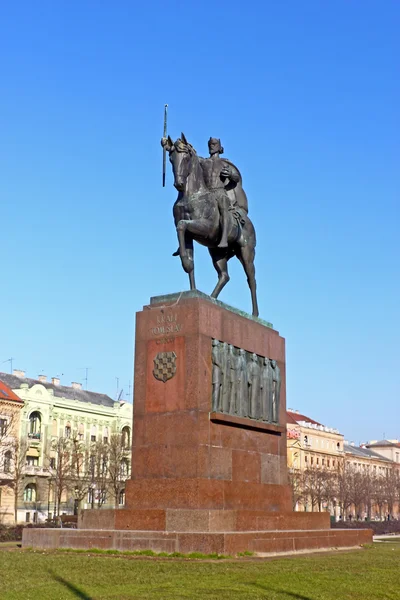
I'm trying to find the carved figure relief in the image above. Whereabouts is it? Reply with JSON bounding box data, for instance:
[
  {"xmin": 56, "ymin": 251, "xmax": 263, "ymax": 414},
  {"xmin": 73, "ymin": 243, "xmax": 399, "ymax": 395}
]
[
  {"xmin": 153, "ymin": 351, "xmax": 177, "ymax": 383},
  {"xmin": 211, "ymin": 340, "xmax": 281, "ymax": 423}
]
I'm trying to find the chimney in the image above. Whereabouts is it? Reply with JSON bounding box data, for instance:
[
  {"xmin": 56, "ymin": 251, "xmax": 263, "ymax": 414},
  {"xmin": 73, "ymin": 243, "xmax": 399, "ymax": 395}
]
[
  {"xmin": 13, "ymin": 369, "xmax": 25, "ymax": 378},
  {"xmin": 38, "ymin": 375, "xmax": 47, "ymax": 383},
  {"xmin": 71, "ymin": 382, "xmax": 82, "ymax": 390},
  {"xmin": 52, "ymin": 377, "xmax": 60, "ymax": 386}
]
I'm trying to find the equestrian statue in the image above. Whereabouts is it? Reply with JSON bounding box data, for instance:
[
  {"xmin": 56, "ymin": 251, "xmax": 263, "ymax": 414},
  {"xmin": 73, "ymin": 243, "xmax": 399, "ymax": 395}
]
[{"xmin": 161, "ymin": 133, "xmax": 259, "ymax": 317}]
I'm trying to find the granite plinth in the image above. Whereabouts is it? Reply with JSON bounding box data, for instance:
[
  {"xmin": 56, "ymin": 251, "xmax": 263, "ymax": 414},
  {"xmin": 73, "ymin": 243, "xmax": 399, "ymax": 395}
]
[
  {"xmin": 22, "ymin": 526, "xmax": 373, "ymax": 555},
  {"xmin": 78, "ymin": 508, "xmax": 331, "ymax": 532},
  {"xmin": 126, "ymin": 292, "xmax": 289, "ymax": 512}
]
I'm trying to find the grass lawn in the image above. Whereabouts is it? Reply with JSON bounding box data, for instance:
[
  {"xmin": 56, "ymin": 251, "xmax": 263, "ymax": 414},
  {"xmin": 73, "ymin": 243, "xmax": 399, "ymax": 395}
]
[{"xmin": 1, "ymin": 544, "xmax": 399, "ymax": 600}]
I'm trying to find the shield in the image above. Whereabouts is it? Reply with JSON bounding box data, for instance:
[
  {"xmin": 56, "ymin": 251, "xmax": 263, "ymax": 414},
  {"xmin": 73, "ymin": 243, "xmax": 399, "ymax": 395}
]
[{"xmin": 153, "ymin": 351, "xmax": 177, "ymax": 383}]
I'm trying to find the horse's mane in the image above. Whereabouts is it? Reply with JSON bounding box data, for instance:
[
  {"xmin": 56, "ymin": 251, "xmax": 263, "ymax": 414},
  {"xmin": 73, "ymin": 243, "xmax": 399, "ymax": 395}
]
[{"xmin": 174, "ymin": 138, "xmax": 197, "ymax": 156}]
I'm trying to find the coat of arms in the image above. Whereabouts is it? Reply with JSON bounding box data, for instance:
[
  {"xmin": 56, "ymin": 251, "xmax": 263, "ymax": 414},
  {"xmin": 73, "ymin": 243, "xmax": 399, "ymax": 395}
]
[{"xmin": 153, "ymin": 351, "xmax": 177, "ymax": 383}]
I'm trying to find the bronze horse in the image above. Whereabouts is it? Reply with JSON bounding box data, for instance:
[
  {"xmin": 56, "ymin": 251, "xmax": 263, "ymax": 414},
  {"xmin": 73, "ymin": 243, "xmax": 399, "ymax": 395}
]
[{"xmin": 164, "ymin": 134, "xmax": 259, "ymax": 317}]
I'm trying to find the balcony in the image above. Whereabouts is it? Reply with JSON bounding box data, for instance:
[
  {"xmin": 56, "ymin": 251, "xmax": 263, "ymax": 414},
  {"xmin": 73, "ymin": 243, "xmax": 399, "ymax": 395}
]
[
  {"xmin": 24, "ymin": 466, "xmax": 50, "ymax": 477},
  {"xmin": 28, "ymin": 432, "xmax": 41, "ymax": 441}
]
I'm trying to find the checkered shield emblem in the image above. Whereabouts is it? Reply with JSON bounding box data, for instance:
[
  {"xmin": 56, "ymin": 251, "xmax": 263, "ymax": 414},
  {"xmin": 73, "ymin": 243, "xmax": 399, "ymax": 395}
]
[{"xmin": 153, "ymin": 351, "xmax": 177, "ymax": 383}]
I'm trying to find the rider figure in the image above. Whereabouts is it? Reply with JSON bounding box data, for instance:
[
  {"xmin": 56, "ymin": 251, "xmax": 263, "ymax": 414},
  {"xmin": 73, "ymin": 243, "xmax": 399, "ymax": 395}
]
[
  {"xmin": 165, "ymin": 135, "xmax": 245, "ymax": 254},
  {"xmin": 200, "ymin": 137, "xmax": 240, "ymax": 248}
]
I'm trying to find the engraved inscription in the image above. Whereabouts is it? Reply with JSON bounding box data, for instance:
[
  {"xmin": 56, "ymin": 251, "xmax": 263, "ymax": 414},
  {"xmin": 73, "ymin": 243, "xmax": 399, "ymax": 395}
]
[{"xmin": 150, "ymin": 313, "xmax": 182, "ymax": 336}]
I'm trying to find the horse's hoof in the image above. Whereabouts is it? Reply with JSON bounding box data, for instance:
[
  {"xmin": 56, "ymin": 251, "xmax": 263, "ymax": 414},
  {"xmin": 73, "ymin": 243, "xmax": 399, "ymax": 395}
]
[{"xmin": 172, "ymin": 249, "xmax": 180, "ymax": 257}]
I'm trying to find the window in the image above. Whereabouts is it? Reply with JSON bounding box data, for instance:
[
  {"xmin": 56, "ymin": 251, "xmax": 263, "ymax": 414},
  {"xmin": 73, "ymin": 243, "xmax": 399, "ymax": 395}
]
[
  {"xmin": 89, "ymin": 455, "xmax": 95, "ymax": 473},
  {"xmin": 327, "ymin": 460, "xmax": 330, "ymax": 467},
  {"xmin": 0, "ymin": 489, "xmax": 2, "ymax": 506},
  {"xmin": 4, "ymin": 450, "xmax": 11, "ymax": 473},
  {"xmin": 119, "ymin": 490, "xmax": 125, "ymax": 506},
  {"xmin": 65, "ymin": 424, "xmax": 71, "ymax": 438},
  {"xmin": 90, "ymin": 425, "xmax": 97, "ymax": 443},
  {"xmin": 337, "ymin": 442, "xmax": 340, "ymax": 451},
  {"xmin": 333, "ymin": 460, "xmax": 335, "ymax": 467},
  {"xmin": 122, "ymin": 426, "xmax": 131, "ymax": 449},
  {"xmin": 50, "ymin": 458, "xmax": 56, "ymax": 469},
  {"xmin": 322, "ymin": 459, "xmax": 325, "ymax": 466},
  {"xmin": 120, "ymin": 459, "xmax": 129, "ymax": 478},
  {"xmin": 0, "ymin": 418, "xmax": 8, "ymax": 436},
  {"xmin": 26, "ymin": 456, "xmax": 39, "ymax": 466},
  {"xmin": 102, "ymin": 456, "xmax": 108, "ymax": 474},
  {"xmin": 91, "ymin": 435, "xmax": 96, "ymax": 442},
  {"xmin": 88, "ymin": 488, "xmax": 95, "ymax": 504},
  {"xmin": 305, "ymin": 455, "xmax": 308, "ymax": 463},
  {"xmin": 29, "ymin": 412, "xmax": 41, "ymax": 438},
  {"xmin": 25, "ymin": 512, "xmax": 30, "ymax": 523},
  {"xmin": 316, "ymin": 458, "xmax": 319, "ymax": 465},
  {"xmin": 103, "ymin": 427, "xmax": 109, "ymax": 444},
  {"xmin": 311, "ymin": 457, "xmax": 314, "ymax": 465},
  {"xmin": 24, "ymin": 483, "xmax": 37, "ymax": 502},
  {"xmin": 52, "ymin": 419, "xmax": 58, "ymax": 436}
]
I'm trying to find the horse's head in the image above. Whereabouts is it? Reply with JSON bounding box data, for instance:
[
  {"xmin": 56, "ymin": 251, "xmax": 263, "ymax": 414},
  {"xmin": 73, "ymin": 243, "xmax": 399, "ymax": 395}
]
[{"xmin": 164, "ymin": 132, "xmax": 197, "ymax": 192}]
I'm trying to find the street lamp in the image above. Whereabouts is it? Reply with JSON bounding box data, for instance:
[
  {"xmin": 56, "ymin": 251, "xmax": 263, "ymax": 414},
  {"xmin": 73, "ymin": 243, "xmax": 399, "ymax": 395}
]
[{"xmin": 74, "ymin": 486, "xmax": 79, "ymax": 516}]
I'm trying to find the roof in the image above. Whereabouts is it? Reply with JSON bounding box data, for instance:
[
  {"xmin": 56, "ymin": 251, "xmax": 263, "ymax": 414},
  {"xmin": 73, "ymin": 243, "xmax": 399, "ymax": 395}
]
[
  {"xmin": 0, "ymin": 380, "xmax": 23, "ymax": 403},
  {"xmin": 287, "ymin": 410, "xmax": 323, "ymax": 427},
  {"xmin": 344, "ymin": 443, "xmax": 393, "ymax": 463},
  {"xmin": 0, "ymin": 372, "xmax": 114, "ymax": 408},
  {"xmin": 366, "ymin": 440, "xmax": 400, "ymax": 448}
]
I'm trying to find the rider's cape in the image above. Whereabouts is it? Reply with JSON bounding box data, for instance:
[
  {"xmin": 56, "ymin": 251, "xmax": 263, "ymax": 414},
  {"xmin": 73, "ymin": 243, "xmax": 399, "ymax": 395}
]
[{"xmin": 222, "ymin": 159, "xmax": 249, "ymax": 214}]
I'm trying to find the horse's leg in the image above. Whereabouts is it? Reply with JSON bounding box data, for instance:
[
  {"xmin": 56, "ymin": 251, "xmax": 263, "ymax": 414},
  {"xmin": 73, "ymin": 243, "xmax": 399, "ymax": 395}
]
[
  {"xmin": 237, "ymin": 244, "xmax": 259, "ymax": 317},
  {"xmin": 177, "ymin": 218, "xmax": 212, "ymax": 273},
  {"xmin": 209, "ymin": 248, "xmax": 230, "ymax": 299},
  {"xmin": 185, "ymin": 235, "xmax": 196, "ymax": 290}
]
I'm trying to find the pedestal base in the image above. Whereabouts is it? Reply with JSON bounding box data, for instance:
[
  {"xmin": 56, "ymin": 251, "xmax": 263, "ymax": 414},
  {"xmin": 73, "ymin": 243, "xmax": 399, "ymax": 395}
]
[
  {"xmin": 22, "ymin": 525, "xmax": 372, "ymax": 556},
  {"xmin": 22, "ymin": 294, "xmax": 374, "ymax": 555}
]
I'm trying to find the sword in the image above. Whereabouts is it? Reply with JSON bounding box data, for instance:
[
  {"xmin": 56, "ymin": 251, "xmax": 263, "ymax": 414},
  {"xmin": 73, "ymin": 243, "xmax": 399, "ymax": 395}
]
[{"xmin": 162, "ymin": 103, "xmax": 168, "ymax": 187}]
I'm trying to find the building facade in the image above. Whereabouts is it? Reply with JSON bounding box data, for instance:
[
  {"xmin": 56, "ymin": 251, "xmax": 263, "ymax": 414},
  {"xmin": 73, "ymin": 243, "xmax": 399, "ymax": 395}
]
[
  {"xmin": 365, "ymin": 440, "xmax": 400, "ymax": 464},
  {"xmin": 287, "ymin": 409, "xmax": 344, "ymax": 472},
  {"xmin": 0, "ymin": 380, "xmax": 24, "ymax": 524},
  {"xmin": 286, "ymin": 409, "xmax": 400, "ymax": 520},
  {"xmin": 0, "ymin": 370, "xmax": 133, "ymax": 523}
]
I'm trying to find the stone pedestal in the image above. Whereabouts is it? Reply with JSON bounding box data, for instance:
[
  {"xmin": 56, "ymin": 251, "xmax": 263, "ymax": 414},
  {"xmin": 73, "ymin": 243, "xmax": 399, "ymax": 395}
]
[
  {"xmin": 22, "ymin": 292, "xmax": 373, "ymax": 555},
  {"xmin": 126, "ymin": 290, "xmax": 290, "ymax": 513}
]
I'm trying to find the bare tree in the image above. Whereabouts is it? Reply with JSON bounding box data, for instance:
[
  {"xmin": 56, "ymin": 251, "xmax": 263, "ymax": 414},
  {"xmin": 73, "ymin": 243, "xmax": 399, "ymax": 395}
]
[
  {"xmin": 349, "ymin": 468, "xmax": 367, "ymax": 519},
  {"xmin": 335, "ymin": 459, "xmax": 353, "ymax": 520},
  {"xmin": 49, "ymin": 437, "xmax": 72, "ymax": 516},
  {"xmin": 384, "ymin": 469, "xmax": 399, "ymax": 518},
  {"xmin": 2, "ymin": 438, "xmax": 28, "ymax": 522},
  {"xmin": 302, "ymin": 464, "xmax": 329, "ymax": 512},
  {"xmin": 107, "ymin": 433, "xmax": 129, "ymax": 508},
  {"xmin": 359, "ymin": 468, "xmax": 375, "ymax": 521},
  {"xmin": 373, "ymin": 474, "xmax": 388, "ymax": 520},
  {"xmin": 69, "ymin": 436, "xmax": 91, "ymax": 513},
  {"xmin": 89, "ymin": 441, "xmax": 109, "ymax": 509}
]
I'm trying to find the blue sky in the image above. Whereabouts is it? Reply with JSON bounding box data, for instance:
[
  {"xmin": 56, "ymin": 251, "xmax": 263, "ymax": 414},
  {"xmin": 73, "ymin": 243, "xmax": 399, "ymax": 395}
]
[{"xmin": 1, "ymin": 1, "xmax": 399, "ymax": 443}]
